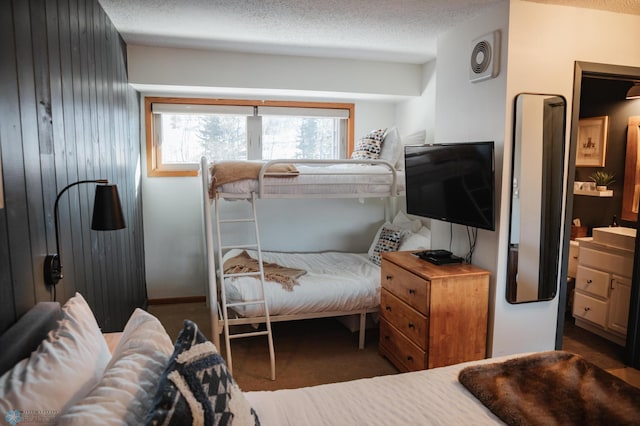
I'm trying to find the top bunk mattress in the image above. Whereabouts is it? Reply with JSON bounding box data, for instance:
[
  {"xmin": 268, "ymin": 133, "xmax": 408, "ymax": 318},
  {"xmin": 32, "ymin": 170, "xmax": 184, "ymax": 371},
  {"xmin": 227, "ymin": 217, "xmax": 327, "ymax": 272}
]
[
  {"xmin": 210, "ymin": 160, "xmax": 405, "ymax": 199},
  {"xmin": 222, "ymin": 249, "xmax": 380, "ymax": 318}
]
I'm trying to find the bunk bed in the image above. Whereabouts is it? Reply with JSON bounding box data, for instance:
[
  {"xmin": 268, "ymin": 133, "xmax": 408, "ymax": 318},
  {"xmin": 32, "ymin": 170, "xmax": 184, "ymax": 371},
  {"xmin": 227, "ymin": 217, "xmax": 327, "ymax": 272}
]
[{"xmin": 199, "ymin": 141, "xmax": 425, "ymax": 379}]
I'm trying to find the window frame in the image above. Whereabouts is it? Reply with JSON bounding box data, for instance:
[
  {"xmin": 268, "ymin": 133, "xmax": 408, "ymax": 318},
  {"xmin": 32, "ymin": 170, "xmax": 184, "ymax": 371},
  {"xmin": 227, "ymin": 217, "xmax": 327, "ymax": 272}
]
[{"xmin": 145, "ymin": 97, "xmax": 355, "ymax": 177}]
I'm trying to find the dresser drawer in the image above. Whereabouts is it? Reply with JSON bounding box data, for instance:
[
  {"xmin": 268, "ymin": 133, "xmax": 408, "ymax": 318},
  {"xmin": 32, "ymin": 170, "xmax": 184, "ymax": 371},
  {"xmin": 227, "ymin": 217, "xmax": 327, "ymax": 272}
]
[
  {"xmin": 379, "ymin": 318, "xmax": 426, "ymax": 372},
  {"xmin": 578, "ymin": 247, "xmax": 633, "ymax": 278},
  {"xmin": 381, "ymin": 260, "xmax": 430, "ymax": 314},
  {"xmin": 573, "ymin": 292, "xmax": 608, "ymax": 328},
  {"xmin": 575, "ymin": 265, "xmax": 609, "ymax": 299},
  {"xmin": 380, "ymin": 288, "xmax": 428, "ymax": 349}
]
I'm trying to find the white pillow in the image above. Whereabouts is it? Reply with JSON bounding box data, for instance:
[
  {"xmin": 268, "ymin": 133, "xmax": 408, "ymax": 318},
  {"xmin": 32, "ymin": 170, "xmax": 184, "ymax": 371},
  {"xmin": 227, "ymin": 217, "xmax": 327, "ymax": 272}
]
[
  {"xmin": 402, "ymin": 130, "xmax": 426, "ymax": 145},
  {"xmin": 391, "ymin": 210, "xmax": 422, "ymax": 233},
  {"xmin": 58, "ymin": 309, "xmax": 174, "ymax": 425},
  {"xmin": 399, "ymin": 226, "xmax": 432, "ymax": 251},
  {"xmin": 379, "ymin": 127, "xmax": 403, "ymax": 169},
  {"xmin": 0, "ymin": 293, "xmax": 111, "ymax": 422}
]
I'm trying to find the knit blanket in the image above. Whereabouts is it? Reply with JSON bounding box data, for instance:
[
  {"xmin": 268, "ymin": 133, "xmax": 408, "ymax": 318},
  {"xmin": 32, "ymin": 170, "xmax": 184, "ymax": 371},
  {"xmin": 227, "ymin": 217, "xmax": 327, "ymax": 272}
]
[
  {"xmin": 458, "ymin": 350, "xmax": 640, "ymax": 426},
  {"xmin": 223, "ymin": 251, "xmax": 306, "ymax": 292},
  {"xmin": 209, "ymin": 161, "xmax": 298, "ymax": 197}
]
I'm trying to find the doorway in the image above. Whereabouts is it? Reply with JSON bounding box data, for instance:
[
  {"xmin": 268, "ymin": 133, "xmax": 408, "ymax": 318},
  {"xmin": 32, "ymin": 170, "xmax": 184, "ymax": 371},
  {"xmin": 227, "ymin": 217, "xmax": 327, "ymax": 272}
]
[{"xmin": 557, "ymin": 61, "xmax": 640, "ymax": 369}]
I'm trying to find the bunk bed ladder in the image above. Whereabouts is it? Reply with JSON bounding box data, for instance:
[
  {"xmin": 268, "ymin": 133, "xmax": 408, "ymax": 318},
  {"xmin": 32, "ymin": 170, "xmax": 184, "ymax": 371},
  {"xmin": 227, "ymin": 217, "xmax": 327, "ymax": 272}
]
[{"xmin": 215, "ymin": 192, "xmax": 276, "ymax": 381}]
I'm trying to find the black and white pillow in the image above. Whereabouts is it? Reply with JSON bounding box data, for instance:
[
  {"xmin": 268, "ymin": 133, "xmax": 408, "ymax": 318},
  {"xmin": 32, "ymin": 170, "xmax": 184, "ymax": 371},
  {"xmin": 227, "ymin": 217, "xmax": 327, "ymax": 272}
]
[
  {"xmin": 369, "ymin": 226, "xmax": 403, "ymax": 266},
  {"xmin": 351, "ymin": 128, "xmax": 387, "ymax": 160},
  {"xmin": 146, "ymin": 320, "xmax": 259, "ymax": 426}
]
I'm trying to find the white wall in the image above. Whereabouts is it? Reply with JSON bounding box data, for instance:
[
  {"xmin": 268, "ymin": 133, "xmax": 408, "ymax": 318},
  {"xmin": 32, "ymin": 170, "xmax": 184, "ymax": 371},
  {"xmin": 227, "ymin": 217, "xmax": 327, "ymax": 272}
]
[
  {"xmin": 139, "ymin": 2, "xmax": 640, "ymax": 349},
  {"xmin": 433, "ymin": 2, "xmax": 509, "ymax": 355},
  {"xmin": 128, "ymin": 45, "xmax": 423, "ymax": 99},
  {"xmin": 132, "ymin": 42, "xmax": 437, "ymax": 299},
  {"xmin": 139, "ymin": 94, "xmax": 404, "ymax": 299},
  {"xmin": 492, "ymin": 0, "xmax": 640, "ymax": 356},
  {"xmin": 396, "ymin": 60, "xmax": 437, "ymax": 144},
  {"xmin": 396, "ymin": 1, "xmax": 640, "ymax": 357}
]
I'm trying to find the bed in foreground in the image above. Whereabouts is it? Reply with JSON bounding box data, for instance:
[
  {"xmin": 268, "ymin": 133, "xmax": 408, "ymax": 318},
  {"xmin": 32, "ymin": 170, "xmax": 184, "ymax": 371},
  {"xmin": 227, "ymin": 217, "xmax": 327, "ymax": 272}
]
[{"xmin": 1, "ymin": 295, "xmax": 639, "ymax": 425}]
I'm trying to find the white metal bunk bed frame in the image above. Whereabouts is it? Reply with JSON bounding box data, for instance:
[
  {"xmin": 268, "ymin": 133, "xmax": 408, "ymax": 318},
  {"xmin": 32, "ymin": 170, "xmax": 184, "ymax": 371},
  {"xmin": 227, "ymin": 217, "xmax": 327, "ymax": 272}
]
[{"xmin": 200, "ymin": 156, "xmax": 400, "ymax": 379}]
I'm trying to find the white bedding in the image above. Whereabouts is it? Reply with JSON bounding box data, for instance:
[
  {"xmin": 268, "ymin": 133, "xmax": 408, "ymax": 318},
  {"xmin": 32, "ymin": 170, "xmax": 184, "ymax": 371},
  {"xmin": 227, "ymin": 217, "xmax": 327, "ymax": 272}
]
[
  {"xmin": 217, "ymin": 164, "xmax": 405, "ymax": 197},
  {"xmin": 222, "ymin": 250, "xmax": 380, "ymax": 317},
  {"xmin": 244, "ymin": 355, "xmax": 516, "ymax": 426}
]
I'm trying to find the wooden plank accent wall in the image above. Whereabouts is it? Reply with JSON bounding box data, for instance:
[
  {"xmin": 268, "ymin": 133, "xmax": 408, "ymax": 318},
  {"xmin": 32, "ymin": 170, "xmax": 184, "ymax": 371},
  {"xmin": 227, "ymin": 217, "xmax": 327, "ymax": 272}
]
[{"xmin": 0, "ymin": 0, "xmax": 145, "ymax": 333}]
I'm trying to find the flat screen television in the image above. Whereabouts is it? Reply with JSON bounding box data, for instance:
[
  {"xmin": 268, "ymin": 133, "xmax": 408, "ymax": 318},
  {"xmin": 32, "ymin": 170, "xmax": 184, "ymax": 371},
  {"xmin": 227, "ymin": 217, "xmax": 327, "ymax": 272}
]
[{"xmin": 404, "ymin": 142, "xmax": 495, "ymax": 231}]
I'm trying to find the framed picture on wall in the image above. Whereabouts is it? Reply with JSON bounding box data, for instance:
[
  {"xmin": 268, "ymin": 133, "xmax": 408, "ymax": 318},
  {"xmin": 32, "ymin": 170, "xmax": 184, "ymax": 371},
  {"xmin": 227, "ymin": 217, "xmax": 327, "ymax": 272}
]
[{"xmin": 576, "ymin": 115, "xmax": 609, "ymax": 167}]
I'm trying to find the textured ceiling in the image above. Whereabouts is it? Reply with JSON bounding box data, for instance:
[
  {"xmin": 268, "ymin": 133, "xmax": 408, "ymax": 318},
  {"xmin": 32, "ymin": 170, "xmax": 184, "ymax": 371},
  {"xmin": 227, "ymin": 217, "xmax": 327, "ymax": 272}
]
[{"xmin": 98, "ymin": 0, "xmax": 640, "ymax": 64}]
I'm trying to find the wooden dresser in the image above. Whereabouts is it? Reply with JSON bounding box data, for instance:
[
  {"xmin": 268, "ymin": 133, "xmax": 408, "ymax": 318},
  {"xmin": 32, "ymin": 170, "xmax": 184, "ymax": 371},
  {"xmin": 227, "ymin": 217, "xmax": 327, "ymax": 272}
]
[{"xmin": 379, "ymin": 251, "xmax": 490, "ymax": 372}]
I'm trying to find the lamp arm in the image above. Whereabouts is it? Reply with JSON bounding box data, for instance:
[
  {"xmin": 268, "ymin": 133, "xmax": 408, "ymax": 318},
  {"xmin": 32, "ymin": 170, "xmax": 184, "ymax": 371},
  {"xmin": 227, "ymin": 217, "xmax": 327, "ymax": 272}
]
[{"xmin": 48, "ymin": 179, "xmax": 108, "ymax": 286}]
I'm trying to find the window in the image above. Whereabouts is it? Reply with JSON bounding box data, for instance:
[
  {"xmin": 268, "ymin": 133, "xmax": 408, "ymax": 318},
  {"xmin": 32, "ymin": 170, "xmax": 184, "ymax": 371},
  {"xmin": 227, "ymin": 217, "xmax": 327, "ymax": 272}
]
[{"xmin": 145, "ymin": 98, "xmax": 354, "ymax": 177}]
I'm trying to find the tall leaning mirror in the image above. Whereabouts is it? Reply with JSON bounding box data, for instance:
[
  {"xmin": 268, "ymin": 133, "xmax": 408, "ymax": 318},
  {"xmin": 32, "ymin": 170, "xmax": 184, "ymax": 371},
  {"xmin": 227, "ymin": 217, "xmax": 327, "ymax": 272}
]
[{"xmin": 507, "ymin": 93, "xmax": 566, "ymax": 304}]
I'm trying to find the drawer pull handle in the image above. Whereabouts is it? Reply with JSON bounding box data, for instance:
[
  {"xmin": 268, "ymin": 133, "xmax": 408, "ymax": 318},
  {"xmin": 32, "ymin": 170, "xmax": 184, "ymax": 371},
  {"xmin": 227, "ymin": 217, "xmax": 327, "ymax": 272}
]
[
  {"xmin": 384, "ymin": 335, "xmax": 390, "ymax": 340},
  {"xmin": 407, "ymin": 355, "xmax": 413, "ymax": 362},
  {"xmin": 385, "ymin": 306, "xmax": 392, "ymax": 312},
  {"xmin": 584, "ymin": 307, "xmax": 591, "ymax": 312},
  {"xmin": 408, "ymin": 322, "xmax": 415, "ymax": 329},
  {"xmin": 386, "ymin": 275, "xmax": 392, "ymax": 281},
  {"xmin": 408, "ymin": 289, "xmax": 416, "ymax": 295},
  {"xmin": 586, "ymin": 279, "xmax": 593, "ymax": 284}
]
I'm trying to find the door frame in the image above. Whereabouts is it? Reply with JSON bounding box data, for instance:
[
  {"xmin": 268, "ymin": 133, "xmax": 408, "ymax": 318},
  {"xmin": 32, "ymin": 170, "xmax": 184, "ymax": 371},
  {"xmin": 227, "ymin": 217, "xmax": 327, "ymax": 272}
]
[{"xmin": 556, "ymin": 61, "xmax": 640, "ymax": 368}]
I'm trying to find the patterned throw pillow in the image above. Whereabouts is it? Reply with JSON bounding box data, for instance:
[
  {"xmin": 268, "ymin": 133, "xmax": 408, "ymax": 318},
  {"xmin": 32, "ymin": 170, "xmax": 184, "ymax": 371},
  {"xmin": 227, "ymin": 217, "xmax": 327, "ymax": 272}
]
[
  {"xmin": 351, "ymin": 128, "xmax": 387, "ymax": 160},
  {"xmin": 145, "ymin": 320, "xmax": 260, "ymax": 426},
  {"xmin": 369, "ymin": 226, "xmax": 402, "ymax": 266}
]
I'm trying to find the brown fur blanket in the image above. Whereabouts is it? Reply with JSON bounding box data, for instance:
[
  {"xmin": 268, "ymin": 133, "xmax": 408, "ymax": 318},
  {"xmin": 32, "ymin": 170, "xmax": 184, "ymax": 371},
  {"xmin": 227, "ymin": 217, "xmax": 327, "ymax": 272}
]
[
  {"xmin": 209, "ymin": 161, "xmax": 298, "ymax": 196},
  {"xmin": 223, "ymin": 251, "xmax": 306, "ymax": 292},
  {"xmin": 458, "ymin": 351, "xmax": 640, "ymax": 426}
]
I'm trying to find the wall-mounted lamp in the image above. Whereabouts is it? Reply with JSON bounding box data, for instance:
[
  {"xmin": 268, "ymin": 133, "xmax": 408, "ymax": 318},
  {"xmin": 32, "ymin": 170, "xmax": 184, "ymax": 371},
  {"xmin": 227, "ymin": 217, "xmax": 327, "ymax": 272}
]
[
  {"xmin": 626, "ymin": 83, "xmax": 640, "ymax": 100},
  {"xmin": 44, "ymin": 180, "xmax": 126, "ymax": 293}
]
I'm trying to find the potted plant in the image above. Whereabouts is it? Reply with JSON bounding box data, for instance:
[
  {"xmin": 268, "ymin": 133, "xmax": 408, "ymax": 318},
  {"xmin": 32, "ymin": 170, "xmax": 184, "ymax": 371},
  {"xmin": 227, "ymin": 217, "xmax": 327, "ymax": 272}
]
[{"xmin": 589, "ymin": 171, "xmax": 615, "ymax": 191}]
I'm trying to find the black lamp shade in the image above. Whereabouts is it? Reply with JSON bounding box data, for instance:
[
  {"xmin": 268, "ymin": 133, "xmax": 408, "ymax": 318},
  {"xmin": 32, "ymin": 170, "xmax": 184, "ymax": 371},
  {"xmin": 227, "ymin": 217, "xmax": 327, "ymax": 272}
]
[{"xmin": 91, "ymin": 185, "xmax": 126, "ymax": 230}]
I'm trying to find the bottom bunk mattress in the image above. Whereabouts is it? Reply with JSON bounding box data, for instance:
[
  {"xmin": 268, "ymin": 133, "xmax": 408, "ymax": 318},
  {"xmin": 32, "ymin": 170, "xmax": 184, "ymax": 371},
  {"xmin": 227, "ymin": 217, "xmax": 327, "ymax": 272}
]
[{"xmin": 221, "ymin": 249, "xmax": 380, "ymax": 317}]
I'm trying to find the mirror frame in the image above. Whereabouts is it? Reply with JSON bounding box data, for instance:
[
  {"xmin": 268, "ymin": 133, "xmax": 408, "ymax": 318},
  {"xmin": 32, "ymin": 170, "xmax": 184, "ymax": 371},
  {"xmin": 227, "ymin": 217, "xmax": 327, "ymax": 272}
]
[{"xmin": 507, "ymin": 93, "xmax": 567, "ymax": 304}]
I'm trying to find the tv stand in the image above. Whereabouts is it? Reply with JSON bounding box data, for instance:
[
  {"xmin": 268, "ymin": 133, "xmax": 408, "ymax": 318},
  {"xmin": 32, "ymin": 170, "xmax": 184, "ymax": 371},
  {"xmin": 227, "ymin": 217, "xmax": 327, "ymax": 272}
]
[
  {"xmin": 379, "ymin": 250, "xmax": 490, "ymax": 371},
  {"xmin": 414, "ymin": 250, "xmax": 464, "ymax": 265}
]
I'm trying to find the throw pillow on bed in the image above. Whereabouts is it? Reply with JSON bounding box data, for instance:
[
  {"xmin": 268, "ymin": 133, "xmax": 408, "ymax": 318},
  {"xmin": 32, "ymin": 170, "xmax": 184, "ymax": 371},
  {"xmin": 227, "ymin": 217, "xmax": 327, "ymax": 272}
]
[
  {"xmin": 351, "ymin": 128, "xmax": 387, "ymax": 160},
  {"xmin": 146, "ymin": 320, "xmax": 260, "ymax": 426},
  {"xmin": 57, "ymin": 308, "xmax": 174, "ymax": 425},
  {"xmin": 367, "ymin": 211, "xmax": 424, "ymax": 263},
  {"xmin": 0, "ymin": 293, "xmax": 111, "ymax": 422},
  {"xmin": 369, "ymin": 226, "xmax": 403, "ymax": 266}
]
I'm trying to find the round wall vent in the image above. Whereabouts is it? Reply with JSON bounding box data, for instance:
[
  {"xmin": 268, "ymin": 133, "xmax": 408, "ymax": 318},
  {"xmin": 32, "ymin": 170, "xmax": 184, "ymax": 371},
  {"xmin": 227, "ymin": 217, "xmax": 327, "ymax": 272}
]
[
  {"xmin": 471, "ymin": 40, "xmax": 492, "ymax": 74},
  {"xmin": 469, "ymin": 30, "xmax": 500, "ymax": 83}
]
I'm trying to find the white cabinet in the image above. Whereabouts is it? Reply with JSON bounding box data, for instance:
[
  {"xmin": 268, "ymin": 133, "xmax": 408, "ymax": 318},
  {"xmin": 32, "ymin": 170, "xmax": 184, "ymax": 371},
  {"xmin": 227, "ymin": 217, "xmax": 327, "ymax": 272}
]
[
  {"xmin": 608, "ymin": 275, "xmax": 631, "ymax": 336},
  {"xmin": 572, "ymin": 238, "xmax": 633, "ymax": 346},
  {"xmin": 567, "ymin": 240, "xmax": 579, "ymax": 278}
]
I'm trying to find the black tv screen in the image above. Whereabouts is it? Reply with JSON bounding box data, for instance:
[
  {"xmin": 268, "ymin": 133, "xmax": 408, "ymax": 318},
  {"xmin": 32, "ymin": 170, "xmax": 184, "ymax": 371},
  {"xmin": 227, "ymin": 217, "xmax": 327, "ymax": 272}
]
[{"xmin": 404, "ymin": 142, "xmax": 495, "ymax": 231}]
